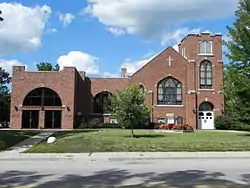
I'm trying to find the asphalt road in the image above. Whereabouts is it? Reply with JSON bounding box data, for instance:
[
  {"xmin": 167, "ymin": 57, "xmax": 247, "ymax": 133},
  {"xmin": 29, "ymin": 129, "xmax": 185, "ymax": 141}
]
[{"xmin": 1, "ymin": 157, "xmax": 250, "ymax": 187}]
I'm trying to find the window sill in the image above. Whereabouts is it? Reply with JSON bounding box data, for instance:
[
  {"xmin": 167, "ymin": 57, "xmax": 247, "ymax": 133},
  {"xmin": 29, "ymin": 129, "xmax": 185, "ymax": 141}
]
[
  {"xmin": 92, "ymin": 113, "xmax": 111, "ymax": 116},
  {"xmin": 198, "ymin": 53, "xmax": 214, "ymax": 56},
  {"xmin": 198, "ymin": 89, "xmax": 214, "ymax": 91},
  {"xmin": 156, "ymin": 105, "xmax": 184, "ymax": 108}
]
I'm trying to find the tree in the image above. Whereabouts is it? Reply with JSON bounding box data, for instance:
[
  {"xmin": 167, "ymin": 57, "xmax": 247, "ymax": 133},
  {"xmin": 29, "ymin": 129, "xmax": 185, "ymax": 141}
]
[
  {"xmin": 109, "ymin": 85, "xmax": 151, "ymax": 137},
  {"xmin": 0, "ymin": 10, "xmax": 4, "ymax": 22},
  {"xmin": 223, "ymin": 0, "xmax": 250, "ymax": 123},
  {"xmin": 224, "ymin": 0, "xmax": 250, "ymax": 69},
  {"xmin": 0, "ymin": 67, "xmax": 11, "ymax": 122},
  {"xmin": 36, "ymin": 62, "xmax": 60, "ymax": 71}
]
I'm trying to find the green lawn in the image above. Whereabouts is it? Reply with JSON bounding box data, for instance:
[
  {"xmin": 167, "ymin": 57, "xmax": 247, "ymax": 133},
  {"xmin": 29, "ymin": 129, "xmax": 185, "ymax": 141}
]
[
  {"xmin": 26, "ymin": 129, "xmax": 250, "ymax": 153},
  {"xmin": 0, "ymin": 130, "xmax": 39, "ymax": 151}
]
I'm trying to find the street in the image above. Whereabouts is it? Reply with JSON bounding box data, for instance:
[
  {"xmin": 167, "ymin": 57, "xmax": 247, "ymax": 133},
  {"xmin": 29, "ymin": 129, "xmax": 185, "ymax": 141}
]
[{"xmin": 1, "ymin": 157, "xmax": 250, "ymax": 187}]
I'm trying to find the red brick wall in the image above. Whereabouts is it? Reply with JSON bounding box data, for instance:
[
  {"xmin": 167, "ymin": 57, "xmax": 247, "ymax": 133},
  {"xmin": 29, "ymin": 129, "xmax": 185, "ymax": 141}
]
[
  {"xmin": 10, "ymin": 33, "xmax": 224, "ymax": 129},
  {"xmin": 10, "ymin": 66, "xmax": 77, "ymax": 129}
]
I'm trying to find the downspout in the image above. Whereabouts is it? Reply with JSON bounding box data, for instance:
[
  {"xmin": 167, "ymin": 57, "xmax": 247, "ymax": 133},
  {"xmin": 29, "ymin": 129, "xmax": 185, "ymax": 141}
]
[
  {"xmin": 194, "ymin": 60, "xmax": 199, "ymax": 129},
  {"xmin": 151, "ymin": 91, "xmax": 154, "ymax": 121}
]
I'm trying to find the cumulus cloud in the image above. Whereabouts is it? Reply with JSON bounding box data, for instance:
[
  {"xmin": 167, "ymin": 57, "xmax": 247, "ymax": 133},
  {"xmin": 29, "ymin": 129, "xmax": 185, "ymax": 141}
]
[
  {"xmin": 161, "ymin": 27, "xmax": 210, "ymax": 46},
  {"xmin": 0, "ymin": 59, "xmax": 28, "ymax": 75},
  {"xmin": 0, "ymin": 2, "xmax": 51, "ymax": 55},
  {"xmin": 57, "ymin": 51, "xmax": 99, "ymax": 74},
  {"xmin": 120, "ymin": 51, "xmax": 158, "ymax": 75},
  {"xmin": 102, "ymin": 72, "xmax": 119, "ymax": 78},
  {"xmin": 83, "ymin": 0, "xmax": 237, "ymax": 39},
  {"xmin": 59, "ymin": 13, "xmax": 75, "ymax": 26},
  {"xmin": 50, "ymin": 28, "xmax": 58, "ymax": 33},
  {"xmin": 106, "ymin": 27, "xmax": 126, "ymax": 36}
]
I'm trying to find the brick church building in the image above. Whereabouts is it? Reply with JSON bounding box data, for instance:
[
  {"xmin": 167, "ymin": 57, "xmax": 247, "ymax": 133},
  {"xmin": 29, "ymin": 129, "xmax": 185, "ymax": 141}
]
[{"xmin": 10, "ymin": 32, "xmax": 224, "ymax": 130}]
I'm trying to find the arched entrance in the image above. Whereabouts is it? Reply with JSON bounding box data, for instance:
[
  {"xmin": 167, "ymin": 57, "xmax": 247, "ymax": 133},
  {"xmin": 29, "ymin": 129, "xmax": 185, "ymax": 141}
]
[
  {"xmin": 22, "ymin": 87, "xmax": 62, "ymax": 129},
  {"xmin": 198, "ymin": 101, "xmax": 214, "ymax": 130}
]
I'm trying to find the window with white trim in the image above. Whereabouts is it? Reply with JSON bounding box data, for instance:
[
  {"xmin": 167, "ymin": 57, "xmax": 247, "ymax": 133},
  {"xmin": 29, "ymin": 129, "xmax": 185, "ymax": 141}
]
[
  {"xmin": 200, "ymin": 60, "xmax": 213, "ymax": 89},
  {"xmin": 110, "ymin": 118, "xmax": 118, "ymax": 124},
  {"xmin": 157, "ymin": 118, "xmax": 166, "ymax": 123},
  {"xmin": 199, "ymin": 41, "xmax": 212, "ymax": 55},
  {"xmin": 181, "ymin": 47, "xmax": 186, "ymax": 58}
]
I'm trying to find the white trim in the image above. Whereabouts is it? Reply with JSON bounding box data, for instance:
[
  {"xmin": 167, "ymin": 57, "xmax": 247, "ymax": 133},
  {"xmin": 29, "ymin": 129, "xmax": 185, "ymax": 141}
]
[
  {"xmin": 156, "ymin": 105, "xmax": 184, "ymax": 108},
  {"xmin": 198, "ymin": 40, "xmax": 213, "ymax": 55},
  {"xmin": 198, "ymin": 53, "xmax": 214, "ymax": 56},
  {"xmin": 188, "ymin": 59, "xmax": 195, "ymax": 63},
  {"xmin": 103, "ymin": 113, "xmax": 111, "ymax": 116},
  {"xmin": 198, "ymin": 89, "xmax": 215, "ymax": 91},
  {"xmin": 188, "ymin": 90, "xmax": 196, "ymax": 94}
]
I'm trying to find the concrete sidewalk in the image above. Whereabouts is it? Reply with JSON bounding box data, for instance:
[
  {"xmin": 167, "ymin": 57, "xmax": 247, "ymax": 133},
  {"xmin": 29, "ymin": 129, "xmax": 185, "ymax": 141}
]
[
  {"xmin": 0, "ymin": 151, "xmax": 250, "ymax": 161},
  {"xmin": 0, "ymin": 131, "xmax": 54, "ymax": 155}
]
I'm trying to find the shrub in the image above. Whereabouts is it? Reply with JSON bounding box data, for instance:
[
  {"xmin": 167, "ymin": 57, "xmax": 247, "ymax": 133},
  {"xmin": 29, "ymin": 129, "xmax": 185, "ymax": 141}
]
[
  {"xmin": 79, "ymin": 122, "xmax": 122, "ymax": 129},
  {"xmin": 214, "ymin": 115, "xmax": 233, "ymax": 130},
  {"xmin": 98, "ymin": 123, "xmax": 122, "ymax": 129},
  {"xmin": 145, "ymin": 122, "xmax": 162, "ymax": 129},
  {"xmin": 230, "ymin": 122, "xmax": 250, "ymax": 131},
  {"xmin": 155, "ymin": 123, "xmax": 194, "ymax": 131}
]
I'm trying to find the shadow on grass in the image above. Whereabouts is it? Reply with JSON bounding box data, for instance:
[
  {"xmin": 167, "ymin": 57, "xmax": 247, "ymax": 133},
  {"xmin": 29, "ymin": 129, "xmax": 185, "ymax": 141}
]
[
  {"xmin": 123, "ymin": 134, "xmax": 166, "ymax": 138},
  {"xmin": 52, "ymin": 130, "xmax": 99, "ymax": 139},
  {"xmin": 0, "ymin": 169, "xmax": 249, "ymax": 187},
  {"xmin": 238, "ymin": 134, "xmax": 250, "ymax": 137},
  {"xmin": 0, "ymin": 130, "xmax": 39, "ymax": 151}
]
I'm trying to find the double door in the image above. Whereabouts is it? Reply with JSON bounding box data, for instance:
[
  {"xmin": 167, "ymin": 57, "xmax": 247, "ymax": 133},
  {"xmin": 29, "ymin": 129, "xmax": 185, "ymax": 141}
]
[{"xmin": 44, "ymin": 110, "xmax": 61, "ymax": 129}]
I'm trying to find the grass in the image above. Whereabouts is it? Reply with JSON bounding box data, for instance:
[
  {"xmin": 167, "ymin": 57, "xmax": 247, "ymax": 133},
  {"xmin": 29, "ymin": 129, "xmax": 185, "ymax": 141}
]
[
  {"xmin": 25, "ymin": 129, "xmax": 250, "ymax": 153},
  {"xmin": 0, "ymin": 130, "xmax": 39, "ymax": 151}
]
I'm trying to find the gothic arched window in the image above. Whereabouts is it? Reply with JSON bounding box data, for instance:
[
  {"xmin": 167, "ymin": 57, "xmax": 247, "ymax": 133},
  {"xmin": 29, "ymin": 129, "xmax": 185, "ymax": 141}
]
[
  {"xmin": 157, "ymin": 77, "xmax": 182, "ymax": 105},
  {"xmin": 200, "ymin": 60, "xmax": 212, "ymax": 89}
]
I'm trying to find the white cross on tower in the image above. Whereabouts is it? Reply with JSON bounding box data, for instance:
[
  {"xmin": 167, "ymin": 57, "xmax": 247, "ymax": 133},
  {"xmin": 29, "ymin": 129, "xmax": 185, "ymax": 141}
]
[{"xmin": 167, "ymin": 56, "xmax": 173, "ymax": 66}]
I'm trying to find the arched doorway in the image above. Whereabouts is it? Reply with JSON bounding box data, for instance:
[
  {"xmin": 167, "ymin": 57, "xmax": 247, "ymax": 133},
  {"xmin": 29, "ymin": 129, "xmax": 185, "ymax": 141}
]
[
  {"xmin": 198, "ymin": 101, "xmax": 214, "ymax": 130},
  {"xmin": 22, "ymin": 87, "xmax": 62, "ymax": 129}
]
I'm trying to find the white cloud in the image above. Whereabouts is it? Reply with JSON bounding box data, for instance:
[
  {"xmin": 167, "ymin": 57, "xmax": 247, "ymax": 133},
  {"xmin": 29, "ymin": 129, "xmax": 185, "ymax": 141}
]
[
  {"xmin": 106, "ymin": 27, "xmax": 126, "ymax": 36},
  {"xmin": 102, "ymin": 72, "xmax": 119, "ymax": 78},
  {"xmin": 120, "ymin": 52, "xmax": 158, "ymax": 75},
  {"xmin": 57, "ymin": 51, "xmax": 99, "ymax": 74},
  {"xmin": 172, "ymin": 45, "xmax": 179, "ymax": 52},
  {"xmin": 51, "ymin": 28, "xmax": 58, "ymax": 33},
  {"xmin": 161, "ymin": 27, "xmax": 210, "ymax": 46},
  {"xmin": 0, "ymin": 59, "xmax": 28, "ymax": 75},
  {"xmin": 84, "ymin": 0, "xmax": 237, "ymax": 38},
  {"xmin": 0, "ymin": 2, "xmax": 51, "ymax": 55},
  {"xmin": 59, "ymin": 13, "xmax": 75, "ymax": 26}
]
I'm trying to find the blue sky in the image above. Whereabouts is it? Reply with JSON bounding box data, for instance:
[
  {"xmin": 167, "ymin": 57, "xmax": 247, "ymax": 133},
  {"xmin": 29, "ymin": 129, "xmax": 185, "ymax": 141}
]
[{"xmin": 0, "ymin": 0, "xmax": 238, "ymax": 78}]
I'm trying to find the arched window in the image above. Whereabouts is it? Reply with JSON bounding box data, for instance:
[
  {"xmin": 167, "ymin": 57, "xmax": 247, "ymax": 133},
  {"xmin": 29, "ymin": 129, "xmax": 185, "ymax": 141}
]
[
  {"xmin": 200, "ymin": 60, "xmax": 212, "ymax": 89},
  {"xmin": 94, "ymin": 91, "xmax": 112, "ymax": 114},
  {"xmin": 199, "ymin": 102, "xmax": 214, "ymax": 111},
  {"xmin": 23, "ymin": 87, "xmax": 62, "ymax": 106},
  {"xmin": 139, "ymin": 84, "xmax": 144, "ymax": 92},
  {"xmin": 157, "ymin": 77, "xmax": 182, "ymax": 105}
]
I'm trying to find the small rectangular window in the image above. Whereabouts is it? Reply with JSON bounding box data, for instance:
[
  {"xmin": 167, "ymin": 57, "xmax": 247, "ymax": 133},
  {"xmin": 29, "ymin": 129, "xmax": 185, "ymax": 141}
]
[
  {"xmin": 110, "ymin": 118, "xmax": 118, "ymax": 124},
  {"xmin": 176, "ymin": 116, "xmax": 184, "ymax": 124},
  {"xmin": 199, "ymin": 41, "xmax": 212, "ymax": 55},
  {"xmin": 181, "ymin": 47, "xmax": 186, "ymax": 58},
  {"xmin": 157, "ymin": 118, "xmax": 166, "ymax": 123}
]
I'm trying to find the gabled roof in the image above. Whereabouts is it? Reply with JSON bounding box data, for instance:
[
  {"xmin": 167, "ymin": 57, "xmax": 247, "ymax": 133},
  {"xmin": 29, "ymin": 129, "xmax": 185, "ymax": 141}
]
[{"xmin": 130, "ymin": 46, "xmax": 188, "ymax": 78}]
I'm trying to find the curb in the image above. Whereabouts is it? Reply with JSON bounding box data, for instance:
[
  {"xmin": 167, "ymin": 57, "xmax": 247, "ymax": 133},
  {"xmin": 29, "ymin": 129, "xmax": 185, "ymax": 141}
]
[{"xmin": 0, "ymin": 152, "xmax": 250, "ymax": 161}]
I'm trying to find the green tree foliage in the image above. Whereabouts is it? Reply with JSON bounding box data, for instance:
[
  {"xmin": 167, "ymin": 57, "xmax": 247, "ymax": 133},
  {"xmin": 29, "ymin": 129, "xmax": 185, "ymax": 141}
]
[
  {"xmin": 109, "ymin": 85, "xmax": 151, "ymax": 137},
  {"xmin": 0, "ymin": 10, "xmax": 4, "ymax": 22},
  {"xmin": 224, "ymin": 0, "xmax": 250, "ymax": 124},
  {"xmin": 0, "ymin": 67, "xmax": 11, "ymax": 122},
  {"xmin": 36, "ymin": 62, "xmax": 60, "ymax": 71}
]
